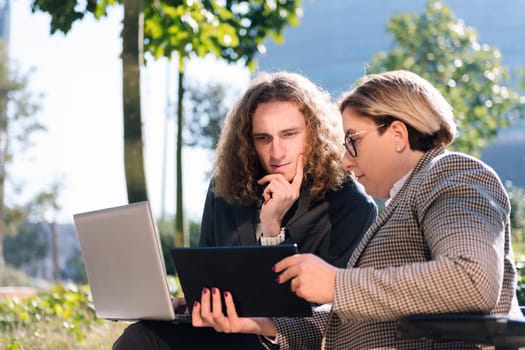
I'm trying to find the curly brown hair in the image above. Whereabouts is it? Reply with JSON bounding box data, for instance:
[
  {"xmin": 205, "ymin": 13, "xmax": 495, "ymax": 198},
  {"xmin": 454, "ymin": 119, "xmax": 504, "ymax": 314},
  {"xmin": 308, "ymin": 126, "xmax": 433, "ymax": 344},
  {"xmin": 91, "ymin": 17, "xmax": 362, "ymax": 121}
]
[{"xmin": 213, "ymin": 71, "xmax": 349, "ymax": 205}]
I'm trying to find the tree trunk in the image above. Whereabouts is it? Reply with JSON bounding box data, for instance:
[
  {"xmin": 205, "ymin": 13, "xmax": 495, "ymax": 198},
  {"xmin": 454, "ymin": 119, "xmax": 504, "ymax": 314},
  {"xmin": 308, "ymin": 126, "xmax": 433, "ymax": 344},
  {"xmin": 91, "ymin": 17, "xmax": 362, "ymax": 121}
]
[
  {"xmin": 122, "ymin": 0, "xmax": 148, "ymax": 203},
  {"xmin": 0, "ymin": 80, "xmax": 8, "ymax": 285},
  {"xmin": 0, "ymin": 155, "xmax": 5, "ymax": 284},
  {"xmin": 174, "ymin": 59, "xmax": 186, "ymax": 247},
  {"xmin": 50, "ymin": 221, "xmax": 60, "ymax": 283}
]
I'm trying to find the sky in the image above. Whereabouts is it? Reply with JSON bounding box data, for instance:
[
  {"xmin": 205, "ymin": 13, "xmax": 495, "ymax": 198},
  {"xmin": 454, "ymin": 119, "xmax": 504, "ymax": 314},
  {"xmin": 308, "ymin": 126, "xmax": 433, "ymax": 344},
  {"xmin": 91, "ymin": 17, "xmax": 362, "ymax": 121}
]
[{"xmin": 9, "ymin": 0, "xmax": 250, "ymax": 223}]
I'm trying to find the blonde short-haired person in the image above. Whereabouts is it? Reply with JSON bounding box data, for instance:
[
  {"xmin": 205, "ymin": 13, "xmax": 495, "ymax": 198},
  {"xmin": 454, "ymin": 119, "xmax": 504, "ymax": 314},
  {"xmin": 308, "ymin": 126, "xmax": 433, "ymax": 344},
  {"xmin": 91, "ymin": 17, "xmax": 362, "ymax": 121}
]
[{"xmin": 192, "ymin": 70, "xmax": 522, "ymax": 349}]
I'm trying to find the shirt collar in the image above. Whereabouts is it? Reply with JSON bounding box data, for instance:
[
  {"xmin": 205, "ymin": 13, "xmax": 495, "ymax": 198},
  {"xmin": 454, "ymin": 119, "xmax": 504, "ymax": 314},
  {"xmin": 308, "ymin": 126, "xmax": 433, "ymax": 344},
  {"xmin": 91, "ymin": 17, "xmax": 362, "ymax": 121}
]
[{"xmin": 385, "ymin": 170, "xmax": 412, "ymax": 207}]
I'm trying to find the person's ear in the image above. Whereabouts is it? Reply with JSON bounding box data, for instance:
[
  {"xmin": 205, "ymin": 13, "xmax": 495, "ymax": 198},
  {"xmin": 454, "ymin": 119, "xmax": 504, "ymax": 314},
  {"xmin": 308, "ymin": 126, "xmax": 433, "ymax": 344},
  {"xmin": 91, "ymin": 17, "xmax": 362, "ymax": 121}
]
[{"xmin": 390, "ymin": 120, "xmax": 409, "ymax": 153}]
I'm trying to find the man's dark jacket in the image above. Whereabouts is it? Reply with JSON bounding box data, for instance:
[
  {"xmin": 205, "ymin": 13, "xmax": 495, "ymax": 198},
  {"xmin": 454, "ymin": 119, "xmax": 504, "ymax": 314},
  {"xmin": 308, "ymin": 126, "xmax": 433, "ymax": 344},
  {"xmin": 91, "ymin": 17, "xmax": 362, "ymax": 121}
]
[{"xmin": 199, "ymin": 178, "xmax": 377, "ymax": 268}]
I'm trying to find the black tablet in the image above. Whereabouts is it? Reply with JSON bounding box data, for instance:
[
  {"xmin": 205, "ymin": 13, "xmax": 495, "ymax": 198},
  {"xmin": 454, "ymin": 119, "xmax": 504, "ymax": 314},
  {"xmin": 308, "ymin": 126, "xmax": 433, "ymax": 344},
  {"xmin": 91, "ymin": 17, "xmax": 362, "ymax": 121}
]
[{"xmin": 170, "ymin": 244, "xmax": 312, "ymax": 318}]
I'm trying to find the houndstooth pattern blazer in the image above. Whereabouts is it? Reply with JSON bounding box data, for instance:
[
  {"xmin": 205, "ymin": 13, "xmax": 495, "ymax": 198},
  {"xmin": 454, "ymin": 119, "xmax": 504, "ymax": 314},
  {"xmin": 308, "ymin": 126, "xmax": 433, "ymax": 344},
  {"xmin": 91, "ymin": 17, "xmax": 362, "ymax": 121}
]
[{"xmin": 272, "ymin": 147, "xmax": 522, "ymax": 349}]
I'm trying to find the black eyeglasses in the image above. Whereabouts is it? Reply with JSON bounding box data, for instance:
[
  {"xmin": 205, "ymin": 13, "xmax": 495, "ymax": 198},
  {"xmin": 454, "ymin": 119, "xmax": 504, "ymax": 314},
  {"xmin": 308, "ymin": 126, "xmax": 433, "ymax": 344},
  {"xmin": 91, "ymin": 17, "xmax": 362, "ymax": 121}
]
[{"xmin": 344, "ymin": 124, "xmax": 385, "ymax": 158}]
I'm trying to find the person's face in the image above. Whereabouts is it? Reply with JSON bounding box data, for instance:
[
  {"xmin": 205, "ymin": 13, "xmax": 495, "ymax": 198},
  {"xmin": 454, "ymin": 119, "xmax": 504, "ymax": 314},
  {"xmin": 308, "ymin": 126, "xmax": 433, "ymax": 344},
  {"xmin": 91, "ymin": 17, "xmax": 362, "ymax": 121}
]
[
  {"xmin": 341, "ymin": 108, "xmax": 398, "ymax": 199},
  {"xmin": 252, "ymin": 101, "xmax": 307, "ymax": 181}
]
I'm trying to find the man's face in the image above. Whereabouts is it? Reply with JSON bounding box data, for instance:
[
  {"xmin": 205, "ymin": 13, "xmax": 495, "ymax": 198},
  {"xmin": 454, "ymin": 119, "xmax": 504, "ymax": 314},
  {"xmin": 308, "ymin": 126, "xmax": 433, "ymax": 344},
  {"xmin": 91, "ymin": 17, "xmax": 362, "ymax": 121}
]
[{"xmin": 252, "ymin": 101, "xmax": 307, "ymax": 181}]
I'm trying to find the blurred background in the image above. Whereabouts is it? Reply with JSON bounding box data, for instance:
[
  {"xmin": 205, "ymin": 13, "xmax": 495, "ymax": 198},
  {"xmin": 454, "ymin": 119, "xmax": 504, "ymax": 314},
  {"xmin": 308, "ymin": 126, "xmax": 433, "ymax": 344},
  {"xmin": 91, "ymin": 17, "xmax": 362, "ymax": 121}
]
[{"xmin": 1, "ymin": 0, "xmax": 524, "ymax": 347}]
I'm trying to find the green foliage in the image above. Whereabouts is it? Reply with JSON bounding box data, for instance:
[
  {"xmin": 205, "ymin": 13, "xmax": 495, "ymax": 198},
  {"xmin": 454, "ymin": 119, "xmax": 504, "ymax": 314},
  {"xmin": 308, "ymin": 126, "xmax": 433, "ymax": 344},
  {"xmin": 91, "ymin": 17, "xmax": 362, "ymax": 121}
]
[
  {"xmin": 507, "ymin": 182, "xmax": 525, "ymax": 306},
  {"xmin": 30, "ymin": 0, "xmax": 302, "ymax": 71},
  {"xmin": 30, "ymin": 0, "xmax": 117, "ymax": 32},
  {"xmin": 0, "ymin": 284, "xmax": 127, "ymax": 348},
  {"xmin": 184, "ymin": 81, "xmax": 234, "ymax": 149},
  {"xmin": 0, "ymin": 265, "xmax": 32, "ymax": 287},
  {"xmin": 30, "ymin": 0, "xmax": 87, "ymax": 33},
  {"xmin": 516, "ymin": 256, "xmax": 525, "ymax": 306},
  {"xmin": 167, "ymin": 274, "xmax": 183, "ymax": 298},
  {"xmin": 4, "ymin": 223, "xmax": 48, "ymax": 268},
  {"xmin": 144, "ymin": 1, "xmax": 238, "ymax": 61},
  {"xmin": 368, "ymin": 0, "xmax": 525, "ymax": 156},
  {"xmin": 158, "ymin": 218, "xmax": 176, "ymax": 275},
  {"xmin": 64, "ymin": 250, "xmax": 88, "ymax": 284},
  {"xmin": 507, "ymin": 182, "xmax": 525, "ymax": 244},
  {"xmin": 157, "ymin": 217, "xmax": 201, "ymax": 275},
  {"xmin": 188, "ymin": 220, "xmax": 200, "ymax": 247},
  {"xmin": 143, "ymin": 0, "xmax": 301, "ymax": 70},
  {"xmin": 0, "ymin": 284, "xmax": 101, "ymax": 342},
  {"xmin": 518, "ymin": 67, "xmax": 525, "ymax": 91},
  {"xmin": 28, "ymin": 182, "xmax": 62, "ymax": 221},
  {"xmin": 0, "ymin": 279, "xmax": 185, "ymax": 348}
]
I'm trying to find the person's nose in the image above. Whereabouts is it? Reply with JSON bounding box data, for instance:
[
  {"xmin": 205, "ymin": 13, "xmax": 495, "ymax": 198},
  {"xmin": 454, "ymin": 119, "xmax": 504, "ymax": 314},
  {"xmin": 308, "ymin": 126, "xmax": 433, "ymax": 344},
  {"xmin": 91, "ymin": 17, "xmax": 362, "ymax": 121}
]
[
  {"xmin": 342, "ymin": 151, "xmax": 356, "ymax": 170},
  {"xmin": 270, "ymin": 138, "xmax": 285, "ymax": 160}
]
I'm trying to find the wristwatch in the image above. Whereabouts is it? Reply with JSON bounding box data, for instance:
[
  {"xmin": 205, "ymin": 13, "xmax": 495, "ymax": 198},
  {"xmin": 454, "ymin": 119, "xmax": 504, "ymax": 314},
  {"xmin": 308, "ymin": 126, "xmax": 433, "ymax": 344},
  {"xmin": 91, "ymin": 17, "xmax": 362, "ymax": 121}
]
[{"xmin": 259, "ymin": 227, "xmax": 287, "ymax": 246}]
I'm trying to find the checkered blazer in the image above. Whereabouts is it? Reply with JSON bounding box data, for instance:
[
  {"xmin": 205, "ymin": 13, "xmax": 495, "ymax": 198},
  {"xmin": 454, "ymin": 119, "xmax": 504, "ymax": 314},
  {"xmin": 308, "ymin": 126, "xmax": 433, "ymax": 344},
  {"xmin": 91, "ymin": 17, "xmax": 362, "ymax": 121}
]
[{"xmin": 272, "ymin": 147, "xmax": 522, "ymax": 349}]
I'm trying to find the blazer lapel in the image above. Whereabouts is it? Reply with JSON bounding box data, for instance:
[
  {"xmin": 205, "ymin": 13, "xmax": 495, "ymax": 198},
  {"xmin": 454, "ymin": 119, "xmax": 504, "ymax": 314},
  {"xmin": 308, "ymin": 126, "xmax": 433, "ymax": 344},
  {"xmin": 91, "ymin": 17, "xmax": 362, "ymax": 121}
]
[
  {"xmin": 283, "ymin": 187, "xmax": 312, "ymax": 227},
  {"xmin": 347, "ymin": 200, "xmax": 399, "ymax": 267},
  {"xmin": 347, "ymin": 147, "xmax": 446, "ymax": 267},
  {"xmin": 232, "ymin": 204, "xmax": 258, "ymax": 245}
]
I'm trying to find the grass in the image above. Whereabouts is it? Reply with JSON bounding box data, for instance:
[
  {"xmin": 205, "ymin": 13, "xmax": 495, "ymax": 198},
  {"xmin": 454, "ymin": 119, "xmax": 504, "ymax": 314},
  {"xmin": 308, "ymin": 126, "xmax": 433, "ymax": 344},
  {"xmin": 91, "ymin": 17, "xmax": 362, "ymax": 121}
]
[
  {"xmin": 0, "ymin": 284, "xmax": 131, "ymax": 349},
  {"xmin": 0, "ymin": 276, "xmax": 186, "ymax": 349},
  {"xmin": 0, "ymin": 319, "xmax": 129, "ymax": 350},
  {"xmin": 514, "ymin": 242, "xmax": 525, "ymax": 257}
]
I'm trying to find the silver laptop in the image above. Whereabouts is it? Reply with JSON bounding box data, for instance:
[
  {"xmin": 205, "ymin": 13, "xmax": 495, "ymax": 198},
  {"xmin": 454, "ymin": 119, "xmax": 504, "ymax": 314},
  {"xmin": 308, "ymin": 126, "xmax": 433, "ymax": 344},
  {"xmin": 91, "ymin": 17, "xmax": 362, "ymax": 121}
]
[{"xmin": 73, "ymin": 201, "xmax": 180, "ymax": 321}]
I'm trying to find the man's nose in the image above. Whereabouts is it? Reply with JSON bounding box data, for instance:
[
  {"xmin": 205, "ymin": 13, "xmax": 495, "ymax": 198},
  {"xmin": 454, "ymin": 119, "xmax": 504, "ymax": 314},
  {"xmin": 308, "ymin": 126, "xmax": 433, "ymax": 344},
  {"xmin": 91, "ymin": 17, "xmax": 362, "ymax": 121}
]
[{"xmin": 271, "ymin": 138, "xmax": 285, "ymax": 159}]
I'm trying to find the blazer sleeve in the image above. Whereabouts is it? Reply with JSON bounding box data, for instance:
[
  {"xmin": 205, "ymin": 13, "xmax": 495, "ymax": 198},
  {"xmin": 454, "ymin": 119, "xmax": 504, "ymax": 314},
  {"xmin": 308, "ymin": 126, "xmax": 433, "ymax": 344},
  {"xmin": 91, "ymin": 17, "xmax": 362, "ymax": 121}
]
[{"xmin": 270, "ymin": 304, "xmax": 331, "ymax": 350}]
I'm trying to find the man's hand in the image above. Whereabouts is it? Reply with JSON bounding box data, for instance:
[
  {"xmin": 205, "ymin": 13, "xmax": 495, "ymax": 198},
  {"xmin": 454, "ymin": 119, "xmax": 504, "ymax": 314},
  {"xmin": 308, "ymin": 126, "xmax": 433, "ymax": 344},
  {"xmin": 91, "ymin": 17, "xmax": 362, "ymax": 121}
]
[
  {"xmin": 274, "ymin": 253, "xmax": 337, "ymax": 304},
  {"xmin": 257, "ymin": 155, "xmax": 304, "ymax": 236}
]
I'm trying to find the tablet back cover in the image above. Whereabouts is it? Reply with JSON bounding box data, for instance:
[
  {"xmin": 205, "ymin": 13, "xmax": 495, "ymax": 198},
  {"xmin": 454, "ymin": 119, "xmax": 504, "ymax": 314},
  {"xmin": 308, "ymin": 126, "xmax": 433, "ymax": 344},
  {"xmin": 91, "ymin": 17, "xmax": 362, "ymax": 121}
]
[{"xmin": 170, "ymin": 244, "xmax": 312, "ymax": 317}]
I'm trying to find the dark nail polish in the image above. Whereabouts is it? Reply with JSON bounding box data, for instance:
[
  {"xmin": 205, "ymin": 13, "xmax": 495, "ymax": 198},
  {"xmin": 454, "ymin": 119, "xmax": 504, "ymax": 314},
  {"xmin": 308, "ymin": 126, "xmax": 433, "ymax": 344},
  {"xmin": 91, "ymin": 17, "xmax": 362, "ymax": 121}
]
[
  {"xmin": 224, "ymin": 291, "xmax": 229, "ymax": 297},
  {"xmin": 194, "ymin": 300, "xmax": 199, "ymax": 307},
  {"xmin": 275, "ymin": 277, "xmax": 280, "ymax": 283},
  {"xmin": 272, "ymin": 265, "xmax": 276, "ymax": 272},
  {"xmin": 202, "ymin": 288, "xmax": 207, "ymax": 295},
  {"xmin": 212, "ymin": 287, "xmax": 217, "ymax": 295}
]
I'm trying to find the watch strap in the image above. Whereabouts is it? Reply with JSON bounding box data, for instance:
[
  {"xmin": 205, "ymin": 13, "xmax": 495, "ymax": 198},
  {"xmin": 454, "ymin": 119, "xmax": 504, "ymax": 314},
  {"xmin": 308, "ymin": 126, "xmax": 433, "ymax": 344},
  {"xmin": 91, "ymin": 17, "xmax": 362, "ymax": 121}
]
[{"xmin": 259, "ymin": 227, "xmax": 287, "ymax": 246}]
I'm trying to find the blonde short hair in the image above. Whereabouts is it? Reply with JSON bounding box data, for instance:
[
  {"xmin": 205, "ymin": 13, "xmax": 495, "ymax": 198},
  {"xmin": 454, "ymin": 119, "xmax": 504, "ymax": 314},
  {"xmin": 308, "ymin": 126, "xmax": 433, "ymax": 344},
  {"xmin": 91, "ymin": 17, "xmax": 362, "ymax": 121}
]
[{"xmin": 339, "ymin": 70, "xmax": 456, "ymax": 150}]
